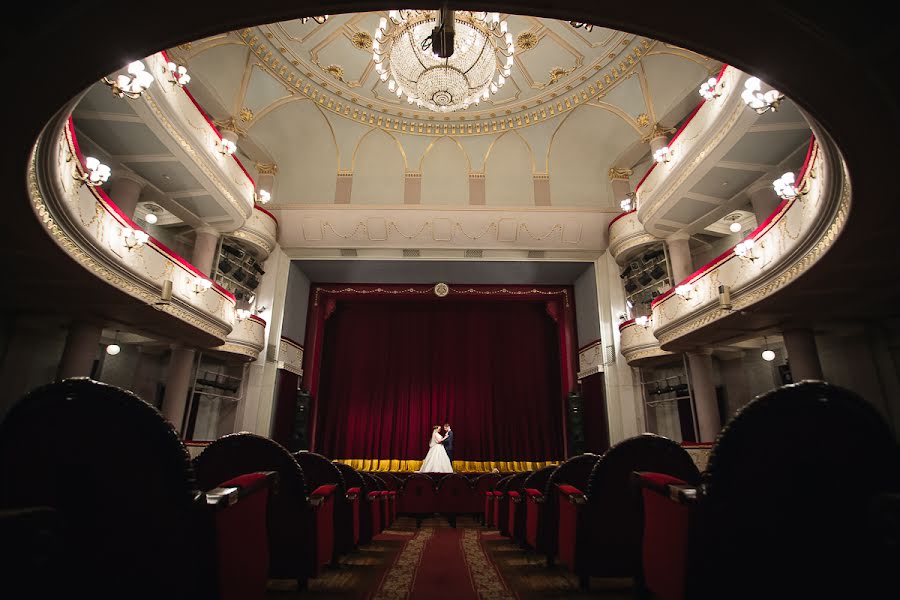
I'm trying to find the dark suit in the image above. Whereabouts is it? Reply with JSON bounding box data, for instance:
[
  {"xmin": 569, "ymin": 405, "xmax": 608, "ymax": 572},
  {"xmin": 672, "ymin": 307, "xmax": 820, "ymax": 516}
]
[{"xmin": 443, "ymin": 430, "xmax": 454, "ymax": 463}]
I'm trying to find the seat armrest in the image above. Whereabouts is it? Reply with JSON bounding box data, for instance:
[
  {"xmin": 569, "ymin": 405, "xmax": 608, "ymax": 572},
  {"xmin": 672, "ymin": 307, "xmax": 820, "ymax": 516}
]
[
  {"xmin": 508, "ymin": 490, "xmax": 522, "ymax": 503},
  {"xmin": 525, "ymin": 488, "xmax": 545, "ymax": 503},
  {"xmin": 557, "ymin": 484, "xmax": 587, "ymax": 505},
  {"xmin": 346, "ymin": 486, "xmax": 360, "ymax": 501},
  {"xmin": 204, "ymin": 471, "xmax": 278, "ymax": 508},
  {"xmin": 631, "ymin": 471, "xmax": 698, "ymax": 505}
]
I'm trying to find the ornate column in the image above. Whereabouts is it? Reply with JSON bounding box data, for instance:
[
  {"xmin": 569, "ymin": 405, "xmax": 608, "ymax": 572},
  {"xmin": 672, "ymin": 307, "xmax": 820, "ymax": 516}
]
[
  {"xmin": 57, "ymin": 321, "xmax": 102, "ymax": 380},
  {"xmin": 666, "ymin": 234, "xmax": 693, "ymax": 283},
  {"xmin": 192, "ymin": 226, "xmax": 220, "ymax": 277},
  {"xmin": 609, "ymin": 167, "xmax": 633, "ymax": 208},
  {"xmin": 161, "ymin": 345, "xmax": 197, "ymax": 434},
  {"xmin": 783, "ymin": 328, "xmax": 824, "ymax": 381},
  {"xmin": 748, "ymin": 184, "xmax": 782, "ymax": 224},
  {"xmin": 687, "ymin": 350, "xmax": 720, "ymax": 441},
  {"xmin": 108, "ymin": 173, "xmax": 145, "ymax": 220}
]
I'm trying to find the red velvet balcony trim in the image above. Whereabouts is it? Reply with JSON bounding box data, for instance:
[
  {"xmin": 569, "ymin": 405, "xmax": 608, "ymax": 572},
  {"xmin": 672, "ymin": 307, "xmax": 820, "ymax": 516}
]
[
  {"xmin": 67, "ymin": 118, "xmax": 235, "ymax": 304},
  {"xmin": 249, "ymin": 314, "xmax": 267, "ymax": 327},
  {"xmin": 652, "ymin": 136, "xmax": 817, "ymax": 311},
  {"xmin": 607, "ymin": 209, "xmax": 636, "ymax": 231},
  {"xmin": 159, "ymin": 51, "xmax": 254, "ymax": 187},
  {"xmin": 618, "ymin": 319, "xmax": 636, "ymax": 332},
  {"xmin": 254, "ymin": 204, "xmax": 278, "ymax": 224},
  {"xmin": 280, "ymin": 336, "xmax": 304, "ymax": 350}
]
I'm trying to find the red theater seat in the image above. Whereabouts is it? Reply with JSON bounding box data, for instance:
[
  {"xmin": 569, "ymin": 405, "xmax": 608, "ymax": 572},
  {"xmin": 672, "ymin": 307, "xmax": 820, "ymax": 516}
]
[
  {"xmin": 194, "ymin": 433, "xmax": 330, "ymax": 588},
  {"xmin": 502, "ymin": 471, "xmax": 531, "ymax": 538},
  {"xmin": 0, "ymin": 379, "xmax": 276, "ymax": 600},
  {"xmin": 523, "ymin": 459, "xmax": 592, "ymax": 560},
  {"xmin": 438, "ymin": 473, "xmax": 473, "ymax": 526},
  {"xmin": 309, "ymin": 484, "xmax": 336, "ymax": 574},
  {"xmin": 556, "ymin": 435, "xmax": 699, "ymax": 590},
  {"xmin": 333, "ymin": 462, "xmax": 366, "ymax": 547},
  {"xmin": 471, "ymin": 473, "xmax": 501, "ymax": 521},
  {"xmin": 633, "ymin": 382, "xmax": 900, "ymax": 600},
  {"xmin": 400, "ymin": 473, "xmax": 438, "ymax": 526},
  {"xmin": 294, "ymin": 452, "xmax": 351, "ymax": 563}
]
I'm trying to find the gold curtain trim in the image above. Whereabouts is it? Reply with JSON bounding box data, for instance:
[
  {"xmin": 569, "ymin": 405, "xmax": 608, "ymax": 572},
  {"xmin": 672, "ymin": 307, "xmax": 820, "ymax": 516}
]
[{"xmin": 334, "ymin": 459, "xmax": 560, "ymax": 473}]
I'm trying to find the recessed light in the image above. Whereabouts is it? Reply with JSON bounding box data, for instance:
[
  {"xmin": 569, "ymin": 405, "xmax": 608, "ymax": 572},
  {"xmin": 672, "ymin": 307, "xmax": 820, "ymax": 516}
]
[
  {"xmin": 729, "ymin": 222, "xmax": 742, "ymax": 233},
  {"xmin": 162, "ymin": 174, "xmax": 172, "ymax": 181}
]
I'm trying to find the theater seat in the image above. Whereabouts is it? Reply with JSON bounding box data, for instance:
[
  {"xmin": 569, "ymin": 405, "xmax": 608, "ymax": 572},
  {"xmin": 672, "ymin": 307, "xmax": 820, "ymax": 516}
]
[
  {"xmin": 400, "ymin": 473, "xmax": 438, "ymax": 526},
  {"xmin": 193, "ymin": 433, "xmax": 330, "ymax": 586},
  {"xmin": 471, "ymin": 473, "xmax": 501, "ymax": 522},
  {"xmin": 519, "ymin": 465, "xmax": 556, "ymax": 549},
  {"xmin": 556, "ymin": 436, "xmax": 698, "ymax": 589},
  {"xmin": 333, "ymin": 462, "xmax": 366, "ymax": 547},
  {"xmin": 0, "ymin": 378, "xmax": 275, "ymax": 600},
  {"xmin": 437, "ymin": 473, "xmax": 472, "ymax": 526},
  {"xmin": 527, "ymin": 455, "xmax": 598, "ymax": 561},
  {"xmin": 360, "ymin": 473, "xmax": 384, "ymax": 535},
  {"xmin": 633, "ymin": 382, "xmax": 900, "ymax": 600},
  {"xmin": 369, "ymin": 474, "xmax": 394, "ymax": 528},
  {"xmin": 293, "ymin": 452, "xmax": 348, "ymax": 564},
  {"xmin": 492, "ymin": 475, "xmax": 514, "ymax": 531},
  {"xmin": 502, "ymin": 471, "xmax": 532, "ymax": 538}
]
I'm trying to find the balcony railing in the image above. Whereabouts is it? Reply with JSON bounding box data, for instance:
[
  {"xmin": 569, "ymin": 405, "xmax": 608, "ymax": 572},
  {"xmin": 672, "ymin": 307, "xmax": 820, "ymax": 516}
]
[
  {"xmin": 218, "ymin": 315, "xmax": 267, "ymax": 360},
  {"xmin": 618, "ymin": 318, "xmax": 672, "ymax": 364},
  {"xmin": 608, "ymin": 209, "xmax": 658, "ymax": 263}
]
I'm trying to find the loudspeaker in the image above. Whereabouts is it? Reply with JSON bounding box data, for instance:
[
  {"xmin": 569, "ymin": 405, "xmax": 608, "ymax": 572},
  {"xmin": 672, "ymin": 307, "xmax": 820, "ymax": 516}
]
[
  {"xmin": 567, "ymin": 392, "xmax": 585, "ymax": 456},
  {"xmin": 287, "ymin": 389, "xmax": 312, "ymax": 452}
]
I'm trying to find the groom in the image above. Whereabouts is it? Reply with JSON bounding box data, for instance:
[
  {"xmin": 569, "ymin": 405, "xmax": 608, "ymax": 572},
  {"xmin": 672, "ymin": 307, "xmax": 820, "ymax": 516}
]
[{"xmin": 442, "ymin": 422, "xmax": 454, "ymax": 464}]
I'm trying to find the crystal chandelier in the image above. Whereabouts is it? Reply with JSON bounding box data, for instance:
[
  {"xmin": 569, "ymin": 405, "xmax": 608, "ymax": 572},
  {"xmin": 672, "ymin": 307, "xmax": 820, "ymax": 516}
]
[{"xmin": 372, "ymin": 10, "xmax": 515, "ymax": 113}]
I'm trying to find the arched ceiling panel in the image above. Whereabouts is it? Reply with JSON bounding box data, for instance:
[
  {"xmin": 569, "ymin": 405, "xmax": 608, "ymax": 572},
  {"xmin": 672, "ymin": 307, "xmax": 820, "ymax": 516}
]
[
  {"xmin": 351, "ymin": 129, "xmax": 405, "ymax": 204},
  {"xmin": 421, "ymin": 137, "xmax": 469, "ymax": 206},
  {"xmin": 485, "ymin": 132, "xmax": 534, "ymax": 206}
]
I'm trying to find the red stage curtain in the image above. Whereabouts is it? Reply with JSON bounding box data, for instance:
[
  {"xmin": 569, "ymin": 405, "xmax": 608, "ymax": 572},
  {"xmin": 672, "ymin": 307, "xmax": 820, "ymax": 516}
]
[{"xmin": 315, "ymin": 300, "xmax": 564, "ymax": 462}]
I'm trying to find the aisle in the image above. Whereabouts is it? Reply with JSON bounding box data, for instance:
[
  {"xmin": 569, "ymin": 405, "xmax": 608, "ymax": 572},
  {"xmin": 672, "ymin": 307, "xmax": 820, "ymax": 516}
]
[{"xmin": 372, "ymin": 518, "xmax": 515, "ymax": 599}]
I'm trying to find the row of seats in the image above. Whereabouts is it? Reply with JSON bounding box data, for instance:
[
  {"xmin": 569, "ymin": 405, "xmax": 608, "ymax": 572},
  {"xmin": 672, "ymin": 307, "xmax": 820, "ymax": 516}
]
[{"xmin": 479, "ymin": 381, "xmax": 900, "ymax": 598}]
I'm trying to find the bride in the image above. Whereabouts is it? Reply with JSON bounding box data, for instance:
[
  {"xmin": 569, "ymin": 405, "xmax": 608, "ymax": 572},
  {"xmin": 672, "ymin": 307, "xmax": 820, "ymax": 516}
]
[{"xmin": 418, "ymin": 425, "xmax": 453, "ymax": 473}]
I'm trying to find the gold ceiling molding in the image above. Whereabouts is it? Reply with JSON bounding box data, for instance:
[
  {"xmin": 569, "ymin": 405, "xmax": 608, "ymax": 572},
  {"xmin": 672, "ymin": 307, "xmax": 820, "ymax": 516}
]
[
  {"xmin": 608, "ymin": 167, "xmax": 633, "ymax": 181},
  {"xmin": 351, "ymin": 30, "xmax": 373, "ymax": 50},
  {"xmin": 642, "ymin": 123, "xmax": 677, "ymax": 142},
  {"xmin": 323, "ymin": 64, "xmax": 345, "ymax": 82},
  {"xmin": 238, "ymin": 27, "xmax": 656, "ymax": 137},
  {"xmin": 239, "ymin": 107, "xmax": 254, "ymax": 122},
  {"xmin": 213, "ymin": 116, "xmax": 246, "ymax": 136},
  {"xmin": 516, "ymin": 31, "xmax": 539, "ymax": 50},
  {"xmin": 636, "ymin": 113, "xmax": 651, "ymax": 128},
  {"xmin": 546, "ymin": 66, "xmax": 576, "ymax": 87},
  {"xmin": 255, "ymin": 162, "xmax": 278, "ymax": 176}
]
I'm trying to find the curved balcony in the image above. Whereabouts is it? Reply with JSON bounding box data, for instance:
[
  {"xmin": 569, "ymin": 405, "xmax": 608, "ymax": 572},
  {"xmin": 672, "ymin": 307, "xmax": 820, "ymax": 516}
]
[
  {"xmin": 619, "ymin": 319, "xmax": 672, "ymax": 365},
  {"xmin": 216, "ymin": 315, "xmax": 266, "ymax": 360},
  {"xmin": 608, "ymin": 209, "xmax": 658, "ymax": 265},
  {"xmin": 651, "ymin": 135, "xmax": 849, "ymax": 347},
  {"xmin": 636, "ymin": 66, "xmax": 761, "ymax": 237},
  {"xmin": 29, "ymin": 114, "xmax": 236, "ymax": 343},
  {"xmin": 229, "ymin": 206, "xmax": 278, "ymax": 260},
  {"xmin": 127, "ymin": 51, "xmax": 256, "ymax": 231},
  {"xmin": 577, "ymin": 340, "xmax": 603, "ymax": 379},
  {"xmin": 278, "ymin": 337, "xmax": 304, "ymax": 376}
]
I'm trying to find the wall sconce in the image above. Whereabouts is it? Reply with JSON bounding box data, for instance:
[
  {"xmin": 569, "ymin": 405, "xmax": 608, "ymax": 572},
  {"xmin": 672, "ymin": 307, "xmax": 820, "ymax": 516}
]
[
  {"xmin": 74, "ymin": 156, "xmax": 111, "ymax": 187},
  {"xmin": 772, "ymin": 171, "xmax": 810, "ymax": 200},
  {"xmin": 102, "ymin": 61, "xmax": 154, "ymax": 99},
  {"xmin": 734, "ymin": 238, "xmax": 757, "ymax": 261},
  {"xmin": 254, "ymin": 189, "xmax": 271, "ymax": 204},
  {"xmin": 217, "ymin": 138, "xmax": 237, "ymax": 156},
  {"xmin": 675, "ymin": 284, "xmax": 693, "ymax": 300},
  {"xmin": 619, "ymin": 192, "xmax": 635, "ymax": 212},
  {"xmin": 742, "ymin": 76, "xmax": 784, "ymax": 114},
  {"xmin": 236, "ymin": 308, "xmax": 251, "ymax": 320},
  {"xmin": 699, "ymin": 77, "xmax": 721, "ymax": 101},
  {"xmin": 569, "ymin": 21, "xmax": 593, "ymax": 31},
  {"xmin": 165, "ymin": 61, "xmax": 191, "ymax": 87},
  {"xmin": 122, "ymin": 227, "xmax": 149, "ymax": 250},
  {"xmin": 653, "ymin": 146, "xmax": 672, "ymax": 164},
  {"xmin": 635, "ymin": 316, "xmax": 650, "ymax": 327},
  {"xmin": 193, "ymin": 276, "xmax": 213, "ymax": 293},
  {"xmin": 256, "ymin": 305, "xmax": 268, "ymax": 314},
  {"xmin": 155, "ymin": 279, "xmax": 173, "ymax": 306}
]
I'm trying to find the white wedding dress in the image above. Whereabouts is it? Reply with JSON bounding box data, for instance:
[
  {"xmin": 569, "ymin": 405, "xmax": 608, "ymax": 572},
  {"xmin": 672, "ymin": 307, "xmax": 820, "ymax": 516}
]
[{"xmin": 418, "ymin": 430, "xmax": 454, "ymax": 473}]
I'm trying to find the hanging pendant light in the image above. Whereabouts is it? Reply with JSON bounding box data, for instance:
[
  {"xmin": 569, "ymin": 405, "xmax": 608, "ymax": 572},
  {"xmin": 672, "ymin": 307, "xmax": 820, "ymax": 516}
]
[
  {"xmin": 106, "ymin": 330, "xmax": 121, "ymax": 356},
  {"xmin": 761, "ymin": 336, "xmax": 775, "ymax": 362}
]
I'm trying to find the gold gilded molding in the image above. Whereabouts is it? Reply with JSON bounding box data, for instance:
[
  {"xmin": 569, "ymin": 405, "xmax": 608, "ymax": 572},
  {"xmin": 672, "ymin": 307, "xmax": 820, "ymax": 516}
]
[
  {"xmin": 655, "ymin": 146, "xmax": 849, "ymax": 347},
  {"xmin": 516, "ymin": 31, "xmax": 539, "ymax": 51},
  {"xmin": 216, "ymin": 342, "xmax": 261, "ymax": 360},
  {"xmin": 636, "ymin": 113, "xmax": 651, "ymax": 128},
  {"xmin": 351, "ymin": 30, "xmax": 373, "ymax": 50},
  {"xmin": 31, "ymin": 133, "xmax": 231, "ymax": 343},
  {"xmin": 547, "ymin": 66, "xmax": 576, "ymax": 86},
  {"xmin": 608, "ymin": 167, "xmax": 633, "ymax": 181},
  {"xmin": 323, "ymin": 64, "xmax": 345, "ymax": 81},
  {"xmin": 229, "ymin": 229, "xmax": 275, "ymax": 257},
  {"xmin": 239, "ymin": 107, "xmax": 254, "ymax": 122},
  {"xmin": 642, "ymin": 123, "xmax": 676, "ymax": 142},
  {"xmin": 255, "ymin": 162, "xmax": 278, "ymax": 176},
  {"xmin": 239, "ymin": 28, "xmax": 657, "ymax": 137}
]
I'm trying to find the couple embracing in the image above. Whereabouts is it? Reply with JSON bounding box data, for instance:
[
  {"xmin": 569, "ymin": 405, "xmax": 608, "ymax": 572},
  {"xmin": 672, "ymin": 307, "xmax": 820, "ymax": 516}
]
[{"xmin": 418, "ymin": 422, "xmax": 454, "ymax": 473}]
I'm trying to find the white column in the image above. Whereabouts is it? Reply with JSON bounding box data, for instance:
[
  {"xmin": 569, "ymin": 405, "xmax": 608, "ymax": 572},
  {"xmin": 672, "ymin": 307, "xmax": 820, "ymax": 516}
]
[
  {"xmin": 107, "ymin": 174, "xmax": 145, "ymax": 220},
  {"xmin": 237, "ymin": 246, "xmax": 291, "ymax": 435},
  {"xmin": 57, "ymin": 321, "xmax": 102, "ymax": 380},
  {"xmin": 749, "ymin": 185, "xmax": 781, "ymax": 224},
  {"xmin": 687, "ymin": 350, "xmax": 720, "ymax": 441},
  {"xmin": 783, "ymin": 328, "xmax": 823, "ymax": 381},
  {"xmin": 161, "ymin": 345, "xmax": 197, "ymax": 435},
  {"xmin": 649, "ymin": 134, "xmax": 669, "ymax": 155},
  {"xmin": 595, "ymin": 253, "xmax": 646, "ymax": 443},
  {"xmin": 192, "ymin": 227, "xmax": 220, "ymax": 277},
  {"xmin": 666, "ymin": 235, "xmax": 693, "ymax": 283}
]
